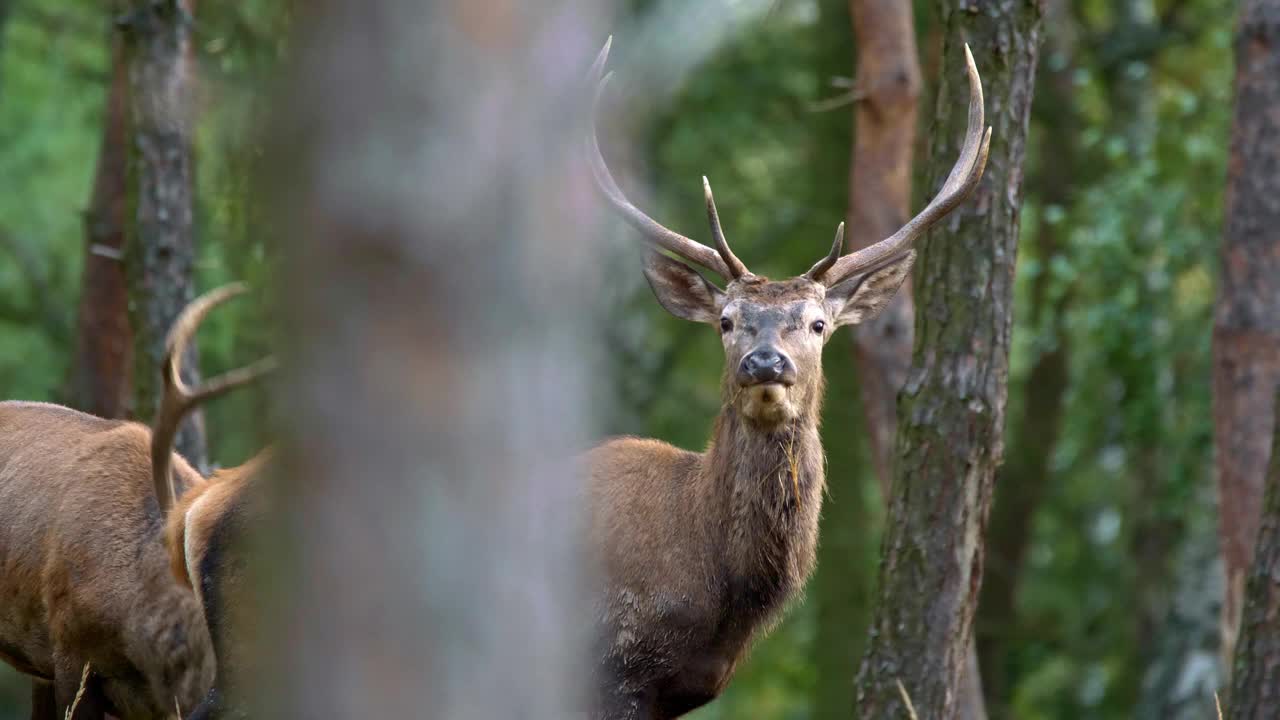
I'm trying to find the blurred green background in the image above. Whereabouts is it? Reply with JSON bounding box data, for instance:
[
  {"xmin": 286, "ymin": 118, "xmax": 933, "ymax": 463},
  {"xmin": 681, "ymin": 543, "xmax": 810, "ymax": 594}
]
[{"xmin": 0, "ymin": 0, "xmax": 1229, "ymax": 717}]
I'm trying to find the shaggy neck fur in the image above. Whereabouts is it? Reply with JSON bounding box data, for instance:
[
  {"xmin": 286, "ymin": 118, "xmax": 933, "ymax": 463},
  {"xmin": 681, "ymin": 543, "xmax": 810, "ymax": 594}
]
[{"xmin": 698, "ymin": 374, "xmax": 827, "ymax": 618}]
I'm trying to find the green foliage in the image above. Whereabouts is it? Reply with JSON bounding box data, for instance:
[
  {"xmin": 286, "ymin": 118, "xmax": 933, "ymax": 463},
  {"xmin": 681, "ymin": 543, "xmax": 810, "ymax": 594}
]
[
  {"xmin": 1006, "ymin": 3, "xmax": 1229, "ymax": 715},
  {"xmin": 0, "ymin": 0, "xmax": 1237, "ymax": 717}
]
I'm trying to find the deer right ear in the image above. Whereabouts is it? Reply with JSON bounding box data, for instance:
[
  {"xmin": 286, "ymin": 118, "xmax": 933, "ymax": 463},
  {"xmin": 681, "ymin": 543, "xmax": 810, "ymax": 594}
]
[
  {"xmin": 641, "ymin": 250, "xmax": 725, "ymax": 324},
  {"xmin": 824, "ymin": 250, "xmax": 916, "ymax": 327}
]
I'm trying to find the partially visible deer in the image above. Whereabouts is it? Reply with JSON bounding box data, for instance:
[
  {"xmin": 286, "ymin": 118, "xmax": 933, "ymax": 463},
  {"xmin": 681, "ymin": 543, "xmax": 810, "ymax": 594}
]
[
  {"xmin": 0, "ymin": 286, "xmax": 268, "ymax": 719},
  {"xmin": 583, "ymin": 39, "xmax": 990, "ymax": 719},
  {"xmin": 157, "ymin": 288, "xmax": 274, "ymax": 720}
]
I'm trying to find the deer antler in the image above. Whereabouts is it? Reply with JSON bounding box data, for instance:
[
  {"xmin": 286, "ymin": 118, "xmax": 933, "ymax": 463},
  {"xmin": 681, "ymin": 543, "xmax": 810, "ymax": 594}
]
[
  {"xmin": 151, "ymin": 284, "xmax": 277, "ymax": 512},
  {"xmin": 586, "ymin": 37, "xmax": 749, "ymax": 281},
  {"xmin": 810, "ymin": 44, "xmax": 992, "ymax": 286}
]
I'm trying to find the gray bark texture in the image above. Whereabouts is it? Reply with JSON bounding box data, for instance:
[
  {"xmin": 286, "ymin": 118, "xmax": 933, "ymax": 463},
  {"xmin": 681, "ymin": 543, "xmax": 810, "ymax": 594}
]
[
  {"xmin": 854, "ymin": 1, "xmax": 1044, "ymax": 717},
  {"xmin": 1213, "ymin": 0, "xmax": 1280, "ymax": 668},
  {"xmin": 1227, "ymin": 390, "xmax": 1280, "ymax": 719},
  {"xmin": 253, "ymin": 1, "xmax": 605, "ymax": 717},
  {"xmin": 123, "ymin": 0, "xmax": 206, "ymax": 465}
]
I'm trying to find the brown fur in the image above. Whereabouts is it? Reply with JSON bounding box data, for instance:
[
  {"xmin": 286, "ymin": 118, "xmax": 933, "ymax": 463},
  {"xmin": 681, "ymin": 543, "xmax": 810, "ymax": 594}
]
[
  {"xmin": 161, "ymin": 450, "xmax": 269, "ymax": 720},
  {"xmin": 165, "ymin": 451, "xmax": 270, "ymax": 593},
  {"xmin": 584, "ymin": 263, "xmax": 909, "ymax": 719},
  {"xmin": 0, "ymin": 401, "xmax": 215, "ymax": 718}
]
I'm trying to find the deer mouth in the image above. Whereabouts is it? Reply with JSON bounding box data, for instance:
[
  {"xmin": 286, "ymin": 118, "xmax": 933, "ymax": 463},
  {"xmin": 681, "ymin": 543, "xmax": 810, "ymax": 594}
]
[{"xmin": 741, "ymin": 382, "xmax": 796, "ymax": 424}]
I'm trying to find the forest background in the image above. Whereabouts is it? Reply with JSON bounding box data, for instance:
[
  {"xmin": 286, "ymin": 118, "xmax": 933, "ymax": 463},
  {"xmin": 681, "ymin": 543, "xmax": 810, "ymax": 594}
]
[{"xmin": 0, "ymin": 0, "xmax": 1249, "ymax": 717}]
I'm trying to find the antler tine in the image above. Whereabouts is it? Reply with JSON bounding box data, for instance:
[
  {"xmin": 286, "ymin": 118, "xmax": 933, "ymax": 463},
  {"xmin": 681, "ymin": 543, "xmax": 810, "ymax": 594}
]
[
  {"xmin": 585, "ymin": 38, "xmax": 736, "ymax": 280},
  {"xmin": 703, "ymin": 177, "xmax": 749, "ymax": 279},
  {"xmin": 804, "ymin": 222, "xmax": 845, "ymax": 280},
  {"xmin": 813, "ymin": 44, "xmax": 991, "ymax": 286},
  {"xmin": 151, "ymin": 284, "xmax": 277, "ymax": 512}
]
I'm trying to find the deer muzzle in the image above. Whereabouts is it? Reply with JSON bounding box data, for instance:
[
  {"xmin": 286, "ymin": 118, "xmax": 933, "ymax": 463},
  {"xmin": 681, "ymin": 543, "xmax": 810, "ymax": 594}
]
[{"xmin": 737, "ymin": 348, "xmax": 796, "ymax": 388}]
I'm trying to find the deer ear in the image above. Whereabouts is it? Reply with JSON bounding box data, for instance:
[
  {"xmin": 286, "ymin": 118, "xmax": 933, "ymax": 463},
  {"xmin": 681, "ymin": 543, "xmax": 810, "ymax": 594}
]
[
  {"xmin": 824, "ymin": 250, "xmax": 916, "ymax": 327},
  {"xmin": 641, "ymin": 250, "xmax": 725, "ymax": 324}
]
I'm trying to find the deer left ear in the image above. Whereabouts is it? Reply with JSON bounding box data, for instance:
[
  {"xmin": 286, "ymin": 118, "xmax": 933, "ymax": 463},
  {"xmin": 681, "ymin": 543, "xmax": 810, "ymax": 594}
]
[
  {"xmin": 641, "ymin": 249, "xmax": 725, "ymax": 324},
  {"xmin": 824, "ymin": 250, "xmax": 916, "ymax": 327}
]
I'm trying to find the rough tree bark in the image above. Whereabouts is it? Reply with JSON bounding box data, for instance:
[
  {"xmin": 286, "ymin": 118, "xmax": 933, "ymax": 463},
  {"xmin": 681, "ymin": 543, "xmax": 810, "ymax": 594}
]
[
  {"xmin": 256, "ymin": 1, "xmax": 604, "ymax": 717},
  {"xmin": 854, "ymin": 2, "xmax": 1044, "ymax": 717},
  {"xmin": 71, "ymin": 33, "xmax": 133, "ymax": 418},
  {"xmin": 122, "ymin": 0, "xmax": 207, "ymax": 465},
  {"xmin": 976, "ymin": 0, "xmax": 1075, "ymax": 712},
  {"xmin": 1213, "ymin": 0, "xmax": 1280, "ymax": 669},
  {"xmin": 837, "ymin": 2, "xmax": 985, "ymax": 717},
  {"xmin": 1226, "ymin": 390, "xmax": 1280, "ymax": 719}
]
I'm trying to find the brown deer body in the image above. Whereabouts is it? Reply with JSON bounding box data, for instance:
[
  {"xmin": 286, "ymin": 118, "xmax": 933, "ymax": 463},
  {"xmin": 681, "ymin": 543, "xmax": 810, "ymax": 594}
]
[
  {"xmin": 154, "ymin": 288, "xmax": 273, "ymax": 720},
  {"xmin": 0, "ymin": 286, "xmax": 269, "ymax": 720},
  {"xmin": 0, "ymin": 406, "xmax": 213, "ymax": 718},
  {"xmin": 584, "ymin": 40, "xmax": 990, "ymax": 719}
]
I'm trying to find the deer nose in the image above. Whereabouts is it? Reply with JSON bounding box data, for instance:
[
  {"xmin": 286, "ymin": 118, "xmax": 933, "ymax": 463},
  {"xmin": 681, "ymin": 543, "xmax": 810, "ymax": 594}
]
[{"xmin": 740, "ymin": 349, "xmax": 791, "ymax": 385}]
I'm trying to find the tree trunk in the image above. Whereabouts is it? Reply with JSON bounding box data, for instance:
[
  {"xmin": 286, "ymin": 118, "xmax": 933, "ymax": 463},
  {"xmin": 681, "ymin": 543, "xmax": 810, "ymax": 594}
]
[
  {"xmin": 71, "ymin": 34, "xmax": 133, "ymax": 418},
  {"xmin": 1136, "ymin": 490, "xmax": 1225, "ymax": 720},
  {"xmin": 810, "ymin": 2, "xmax": 900, "ymax": 716},
  {"xmin": 840, "ymin": 3, "xmax": 986, "ymax": 717},
  {"xmin": 975, "ymin": 0, "xmax": 1075, "ymax": 712},
  {"xmin": 1226, "ymin": 390, "xmax": 1280, "ymax": 719},
  {"xmin": 1213, "ymin": 0, "xmax": 1280, "ymax": 669},
  {"xmin": 255, "ymin": 1, "xmax": 604, "ymax": 716},
  {"xmin": 846, "ymin": 0, "xmax": 921, "ymax": 494},
  {"xmin": 854, "ymin": 2, "xmax": 1044, "ymax": 717},
  {"xmin": 123, "ymin": 0, "xmax": 206, "ymax": 465}
]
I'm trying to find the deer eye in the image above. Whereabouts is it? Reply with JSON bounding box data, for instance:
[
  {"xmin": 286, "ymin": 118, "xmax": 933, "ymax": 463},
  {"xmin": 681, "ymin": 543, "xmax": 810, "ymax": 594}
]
[
  {"xmin": 720, "ymin": 317, "xmax": 733, "ymax": 333},
  {"xmin": 811, "ymin": 320, "xmax": 826, "ymax": 334}
]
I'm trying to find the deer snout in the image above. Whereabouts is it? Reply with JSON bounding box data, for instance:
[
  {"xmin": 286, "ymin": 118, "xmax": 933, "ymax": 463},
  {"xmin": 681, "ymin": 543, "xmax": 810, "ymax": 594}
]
[{"xmin": 738, "ymin": 348, "xmax": 795, "ymax": 386}]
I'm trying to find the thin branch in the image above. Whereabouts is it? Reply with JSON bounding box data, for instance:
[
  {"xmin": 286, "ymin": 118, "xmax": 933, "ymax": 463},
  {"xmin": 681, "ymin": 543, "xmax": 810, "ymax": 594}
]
[{"xmin": 807, "ymin": 86, "xmax": 867, "ymax": 113}]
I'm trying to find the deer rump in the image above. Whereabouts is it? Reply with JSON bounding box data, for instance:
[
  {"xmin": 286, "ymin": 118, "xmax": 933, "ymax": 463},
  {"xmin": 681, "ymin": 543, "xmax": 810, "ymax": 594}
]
[
  {"xmin": 163, "ymin": 451, "xmax": 268, "ymax": 720},
  {"xmin": 0, "ymin": 402, "xmax": 214, "ymax": 719}
]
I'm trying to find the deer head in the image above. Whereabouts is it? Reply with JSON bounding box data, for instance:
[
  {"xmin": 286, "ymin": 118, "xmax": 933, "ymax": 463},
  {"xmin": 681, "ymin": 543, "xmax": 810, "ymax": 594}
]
[{"xmin": 587, "ymin": 38, "xmax": 991, "ymax": 429}]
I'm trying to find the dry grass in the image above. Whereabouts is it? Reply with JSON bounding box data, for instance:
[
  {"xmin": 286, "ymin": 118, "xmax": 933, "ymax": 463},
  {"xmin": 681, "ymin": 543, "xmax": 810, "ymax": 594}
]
[
  {"xmin": 63, "ymin": 663, "xmax": 91, "ymax": 720},
  {"xmin": 784, "ymin": 429, "xmax": 801, "ymax": 508},
  {"xmin": 896, "ymin": 679, "xmax": 919, "ymax": 720}
]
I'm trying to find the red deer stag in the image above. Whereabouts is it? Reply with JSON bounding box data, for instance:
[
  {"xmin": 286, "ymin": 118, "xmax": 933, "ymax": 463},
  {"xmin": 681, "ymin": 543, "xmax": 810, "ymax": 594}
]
[
  {"xmin": 583, "ymin": 39, "xmax": 990, "ymax": 719},
  {"xmin": 0, "ymin": 285, "xmax": 268, "ymax": 719},
  {"xmin": 158, "ymin": 288, "xmax": 274, "ymax": 720}
]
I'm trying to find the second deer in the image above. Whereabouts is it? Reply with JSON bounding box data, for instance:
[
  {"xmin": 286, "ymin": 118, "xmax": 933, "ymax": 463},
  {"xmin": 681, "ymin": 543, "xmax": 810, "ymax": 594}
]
[{"xmin": 582, "ymin": 39, "xmax": 990, "ymax": 719}]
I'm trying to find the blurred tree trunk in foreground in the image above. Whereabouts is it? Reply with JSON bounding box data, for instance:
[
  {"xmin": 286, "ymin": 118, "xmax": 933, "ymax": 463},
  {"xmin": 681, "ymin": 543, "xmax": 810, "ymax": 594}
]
[
  {"xmin": 855, "ymin": 1, "xmax": 1044, "ymax": 717},
  {"xmin": 123, "ymin": 0, "xmax": 206, "ymax": 466},
  {"xmin": 71, "ymin": 31, "xmax": 132, "ymax": 418},
  {"xmin": 1213, "ymin": 0, "xmax": 1280, "ymax": 669},
  {"xmin": 1226, "ymin": 390, "xmax": 1280, "ymax": 719},
  {"xmin": 256, "ymin": 1, "xmax": 604, "ymax": 717}
]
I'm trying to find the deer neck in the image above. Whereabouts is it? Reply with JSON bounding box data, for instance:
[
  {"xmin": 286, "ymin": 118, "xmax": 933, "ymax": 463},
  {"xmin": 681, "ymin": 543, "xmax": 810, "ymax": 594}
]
[{"xmin": 699, "ymin": 383, "xmax": 826, "ymax": 603}]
